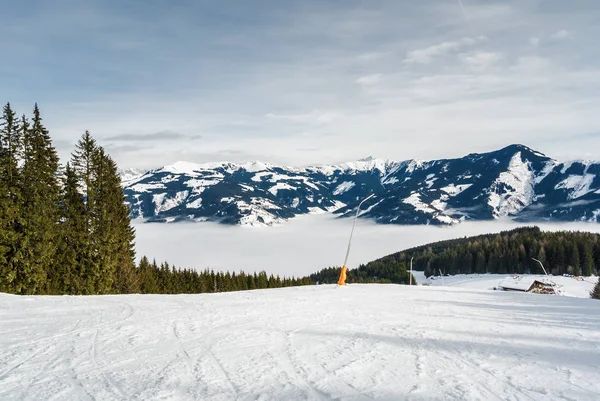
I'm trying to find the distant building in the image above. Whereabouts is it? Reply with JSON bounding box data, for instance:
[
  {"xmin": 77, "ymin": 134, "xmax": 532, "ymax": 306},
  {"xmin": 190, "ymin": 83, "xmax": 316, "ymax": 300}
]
[{"xmin": 498, "ymin": 276, "xmax": 556, "ymax": 294}]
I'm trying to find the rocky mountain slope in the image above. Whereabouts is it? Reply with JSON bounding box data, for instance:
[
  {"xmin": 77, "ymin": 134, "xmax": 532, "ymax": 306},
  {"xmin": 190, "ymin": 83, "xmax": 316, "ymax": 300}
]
[{"xmin": 121, "ymin": 145, "xmax": 600, "ymax": 226}]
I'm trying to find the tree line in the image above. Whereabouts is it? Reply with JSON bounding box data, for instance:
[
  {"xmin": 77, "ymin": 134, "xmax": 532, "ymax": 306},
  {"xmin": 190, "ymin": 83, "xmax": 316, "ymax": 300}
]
[
  {"xmin": 384, "ymin": 227, "xmax": 600, "ymax": 278},
  {"xmin": 310, "ymin": 263, "xmax": 413, "ymax": 285},
  {"xmin": 137, "ymin": 256, "xmax": 312, "ymax": 294},
  {"xmin": 0, "ymin": 103, "xmax": 311, "ymax": 295}
]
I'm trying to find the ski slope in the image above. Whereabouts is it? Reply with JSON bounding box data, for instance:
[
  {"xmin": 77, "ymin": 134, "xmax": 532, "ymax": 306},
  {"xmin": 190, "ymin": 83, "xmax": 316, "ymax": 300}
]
[{"xmin": 1, "ymin": 285, "xmax": 600, "ymax": 400}]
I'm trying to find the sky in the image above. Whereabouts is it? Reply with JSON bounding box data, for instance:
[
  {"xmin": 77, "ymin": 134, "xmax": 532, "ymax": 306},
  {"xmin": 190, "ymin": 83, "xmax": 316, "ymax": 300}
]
[{"xmin": 2, "ymin": 0, "xmax": 600, "ymax": 170}]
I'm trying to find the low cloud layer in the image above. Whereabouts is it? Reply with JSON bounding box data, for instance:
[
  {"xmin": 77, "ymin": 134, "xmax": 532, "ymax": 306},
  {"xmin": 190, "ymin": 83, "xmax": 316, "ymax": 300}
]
[{"xmin": 133, "ymin": 216, "xmax": 600, "ymax": 276}]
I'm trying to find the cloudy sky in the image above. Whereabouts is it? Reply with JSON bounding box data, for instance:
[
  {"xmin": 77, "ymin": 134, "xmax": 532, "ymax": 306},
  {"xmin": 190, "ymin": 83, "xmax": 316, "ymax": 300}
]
[{"xmin": 2, "ymin": 0, "xmax": 600, "ymax": 169}]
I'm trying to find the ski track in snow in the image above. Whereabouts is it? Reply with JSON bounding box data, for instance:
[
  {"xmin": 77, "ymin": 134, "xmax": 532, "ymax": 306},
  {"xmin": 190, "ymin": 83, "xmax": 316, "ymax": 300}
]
[{"xmin": 1, "ymin": 286, "xmax": 600, "ymax": 400}]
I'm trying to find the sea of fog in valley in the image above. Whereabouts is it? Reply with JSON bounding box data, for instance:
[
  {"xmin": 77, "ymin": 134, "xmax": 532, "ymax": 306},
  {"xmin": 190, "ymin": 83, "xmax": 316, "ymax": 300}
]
[{"xmin": 133, "ymin": 216, "xmax": 600, "ymax": 277}]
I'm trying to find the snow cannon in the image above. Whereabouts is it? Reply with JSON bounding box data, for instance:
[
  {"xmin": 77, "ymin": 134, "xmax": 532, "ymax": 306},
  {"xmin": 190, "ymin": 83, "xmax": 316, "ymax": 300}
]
[
  {"xmin": 338, "ymin": 265, "xmax": 347, "ymax": 286},
  {"xmin": 338, "ymin": 194, "xmax": 375, "ymax": 287}
]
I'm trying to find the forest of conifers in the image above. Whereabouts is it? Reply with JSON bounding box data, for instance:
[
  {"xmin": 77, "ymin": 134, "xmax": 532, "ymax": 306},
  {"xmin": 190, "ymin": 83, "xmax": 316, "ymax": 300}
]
[
  {"xmin": 0, "ymin": 103, "xmax": 310, "ymax": 295},
  {"xmin": 384, "ymin": 227, "xmax": 600, "ymax": 277}
]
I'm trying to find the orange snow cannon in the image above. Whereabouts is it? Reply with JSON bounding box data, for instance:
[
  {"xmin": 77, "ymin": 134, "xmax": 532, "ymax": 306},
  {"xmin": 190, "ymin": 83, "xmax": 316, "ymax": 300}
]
[{"xmin": 337, "ymin": 265, "xmax": 347, "ymax": 286}]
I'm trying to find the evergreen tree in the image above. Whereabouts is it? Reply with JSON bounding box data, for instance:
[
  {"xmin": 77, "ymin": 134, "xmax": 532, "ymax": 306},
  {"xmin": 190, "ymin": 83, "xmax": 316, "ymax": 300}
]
[
  {"xmin": 591, "ymin": 279, "xmax": 600, "ymax": 300},
  {"xmin": 568, "ymin": 241, "xmax": 580, "ymax": 275},
  {"xmin": 475, "ymin": 251, "xmax": 486, "ymax": 274},
  {"xmin": 70, "ymin": 131, "xmax": 100, "ymax": 292},
  {"xmin": 536, "ymin": 246, "xmax": 547, "ymax": 271},
  {"xmin": 17, "ymin": 105, "xmax": 60, "ymax": 294},
  {"xmin": 518, "ymin": 244, "xmax": 527, "ymax": 272},
  {"xmin": 139, "ymin": 257, "xmax": 159, "ymax": 293},
  {"xmin": 94, "ymin": 149, "xmax": 137, "ymax": 294},
  {"xmin": 582, "ymin": 242, "xmax": 595, "ymax": 277},
  {"xmin": 0, "ymin": 103, "xmax": 21, "ymax": 291},
  {"xmin": 554, "ymin": 242, "xmax": 566, "ymax": 275},
  {"xmin": 54, "ymin": 163, "xmax": 87, "ymax": 294}
]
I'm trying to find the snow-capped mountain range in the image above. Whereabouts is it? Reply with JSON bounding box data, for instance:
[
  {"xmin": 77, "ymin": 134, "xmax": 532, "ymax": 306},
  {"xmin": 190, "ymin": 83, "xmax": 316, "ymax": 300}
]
[{"xmin": 120, "ymin": 145, "xmax": 600, "ymax": 226}]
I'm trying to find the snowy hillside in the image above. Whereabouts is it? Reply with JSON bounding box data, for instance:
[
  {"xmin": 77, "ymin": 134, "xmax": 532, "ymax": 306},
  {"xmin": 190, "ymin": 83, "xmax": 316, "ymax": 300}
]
[
  {"xmin": 120, "ymin": 145, "xmax": 600, "ymax": 226},
  {"xmin": 2, "ymin": 285, "xmax": 600, "ymax": 400},
  {"xmin": 117, "ymin": 168, "xmax": 146, "ymax": 185},
  {"xmin": 412, "ymin": 272, "xmax": 599, "ymax": 299}
]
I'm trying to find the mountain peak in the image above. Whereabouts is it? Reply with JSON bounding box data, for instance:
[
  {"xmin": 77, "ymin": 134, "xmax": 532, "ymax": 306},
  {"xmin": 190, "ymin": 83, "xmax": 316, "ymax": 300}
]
[
  {"xmin": 499, "ymin": 144, "xmax": 548, "ymax": 158},
  {"xmin": 465, "ymin": 144, "xmax": 551, "ymax": 163}
]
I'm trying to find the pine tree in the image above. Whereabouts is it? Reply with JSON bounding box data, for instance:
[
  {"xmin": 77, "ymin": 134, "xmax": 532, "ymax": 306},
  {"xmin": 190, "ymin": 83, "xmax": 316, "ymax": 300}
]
[
  {"xmin": 70, "ymin": 132, "xmax": 100, "ymax": 293},
  {"xmin": 518, "ymin": 244, "xmax": 527, "ymax": 272},
  {"xmin": 591, "ymin": 279, "xmax": 600, "ymax": 300},
  {"xmin": 582, "ymin": 242, "xmax": 595, "ymax": 277},
  {"xmin": 71, "ymin": 131, "xmax": 98, "ymax": 210},
  {"xmin": 554, "ymin": 242, "xmax": 566, "ymax": 275},
  {"xmin": 103, "ymin": 151, "xmax": 137, "ymax": 294},
  {"xmin": 567, "ymin": 241, "xmax": 580, "ymax": 275},
  {"xmin": 489, "ymin": 250, "xmax": 501, "ymax": 274},
  {"xmin": 139, "ymin": 257, "xmax": 159, "ymax": 293},
  {"xmin": 475, "ymin": 251, "xmax": 486, "ymax": 274},
  {"xmin": 0, "ymin": 103, "xmax": 21, "ymax": 291},
  {"xmin": 54, "ymin": 163, "xmax": 87, "ymax": 294},
  {"xmin": 536, "ymin": 246, "xmax": 547, "ymax": 270},
  {"xmin": 92, "ymin": 147, "xmax": 137, "ymax": 294},
  {"xmin": 17, "ymin": 105, "xmax": 60, "ymax": 294}
]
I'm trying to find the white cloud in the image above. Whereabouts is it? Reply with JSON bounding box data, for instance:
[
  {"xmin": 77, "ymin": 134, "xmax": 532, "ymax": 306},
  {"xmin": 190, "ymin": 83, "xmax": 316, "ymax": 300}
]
[
  {"xmin": 550, "ymin": 29, "xmax": 570, "ymax": 40},
  {"xmin": 356, "ymin": 52, "xmax": 389, "ymax": 62},
  {"xmin": 356, "ymin": 74, "xmax": 382, "ymax": 85},
  {"xmin": 509, "ymin": 56, "xmax": 552, "ymax": 74},
  {"xmin": 404, "ymin": 36, "xmax": 487, "ymax": 64},
  {"xmin": 460, "ymin": 51, "xmax": 502, "ymax": 69},
  {"xmin": 530, "ymin": 37, "xmax": 540, "ymax": 47},
  {"xmin": 265, "ymin": 110, "xmax": 341, "ymax": 125}
]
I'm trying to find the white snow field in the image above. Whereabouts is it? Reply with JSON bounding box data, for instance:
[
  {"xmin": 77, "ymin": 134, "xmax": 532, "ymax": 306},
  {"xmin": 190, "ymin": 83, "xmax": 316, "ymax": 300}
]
[{"xmin": 2, "ymin": 285, "xmax": 600, "ymax": 400}]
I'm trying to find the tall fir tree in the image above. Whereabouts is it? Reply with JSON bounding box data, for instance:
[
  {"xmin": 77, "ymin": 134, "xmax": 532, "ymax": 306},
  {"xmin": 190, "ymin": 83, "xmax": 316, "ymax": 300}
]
[
  {"xmin": 70, "ymin": 131, "xmax": 99, "ymax": 293},
  {"xmin": 536, "ymin": 246, "xmax": 547, "ymax": 271},
  {"xmin": 0, "ymin": 103, "xmax": 21, "ymax": 291},
  {"xmin": 54, "ymin": 163, "xmax": 87, "ymax": 294},
  {"xmin": 475, "ymin": 251, "xmax": 486, "ymax": 274},
  {"xmin": 17, "ymin": 105, "xmax": 61, "ymax": 294},
  {"xmin": 554, "ymin": 242, "xmax": 566, "ymax": 275},
  {"xmin": 581, "ymin": 242, "xmax": 595, "ymax": 277},
  {"xmin": 88, "ymin": 146, "xmax": 137, "ymax": 293},
  {"xmin": 100, "ymin": 151, "xmax": 138, "ymax": 294},
  {"xmin": 568, "ymin": 242, "xmax": 581, "ymax": 276}
]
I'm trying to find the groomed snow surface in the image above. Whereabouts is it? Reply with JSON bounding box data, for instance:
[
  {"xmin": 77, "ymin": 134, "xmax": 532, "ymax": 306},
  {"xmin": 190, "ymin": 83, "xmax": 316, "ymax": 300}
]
[{"xmin": 2, "ymin": 283, "xmax": 600, "ymax": 400}]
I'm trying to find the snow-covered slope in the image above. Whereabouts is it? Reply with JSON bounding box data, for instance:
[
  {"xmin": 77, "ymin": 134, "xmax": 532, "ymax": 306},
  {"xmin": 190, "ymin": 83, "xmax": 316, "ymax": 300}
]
[
  {"xmin": 412, "ymin": 272, "xmax": 598, "ymax": 299},
  {"xmin": 117, "ymin": 167, "xmax": 146, "ymax": 185},
  {"xmin": 487, "ymin": 152, "xmax": 536, "ymax": 217},
  {"xmin": 120, "ymin": 145, "xmax": 600, "ymax": 226},
  {"xmin": 2, "ymin": 285, "xmax": 600, "ymax": 400}
]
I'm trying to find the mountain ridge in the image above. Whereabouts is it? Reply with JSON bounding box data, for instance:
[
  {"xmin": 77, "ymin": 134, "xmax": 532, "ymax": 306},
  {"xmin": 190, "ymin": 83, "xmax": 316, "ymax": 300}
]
[{"xmin": 121, "ymin": 144, "xmax": 600, "ymax": 226}]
